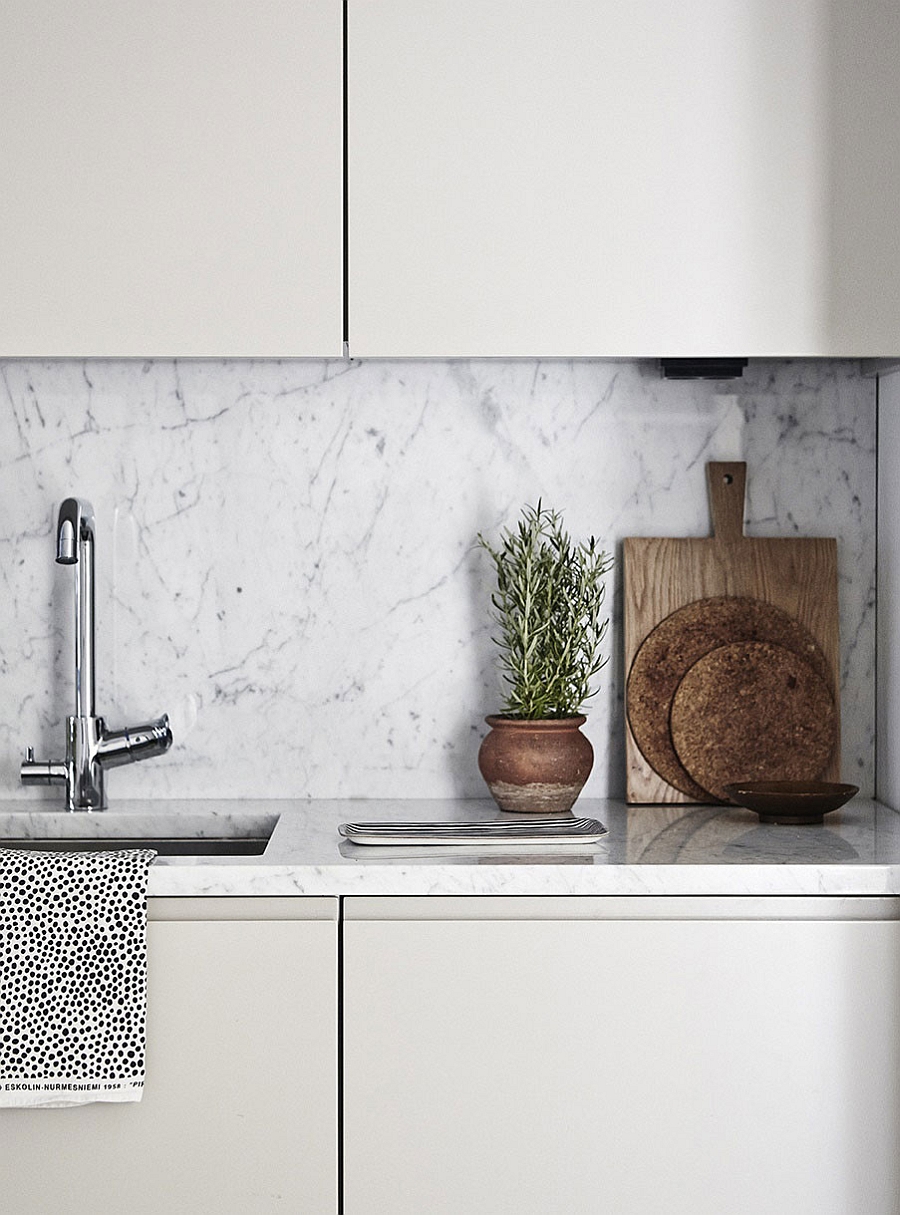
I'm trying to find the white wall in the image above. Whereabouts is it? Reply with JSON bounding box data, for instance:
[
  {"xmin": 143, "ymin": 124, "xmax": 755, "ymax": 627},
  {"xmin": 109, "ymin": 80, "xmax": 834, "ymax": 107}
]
[
  {"xmin": 877, "ymin": 370, "xmax": 900, "ymax": 807},
  {"xmin": 0, "ymin": 358, "xmax": 875, "ymax": 801}
]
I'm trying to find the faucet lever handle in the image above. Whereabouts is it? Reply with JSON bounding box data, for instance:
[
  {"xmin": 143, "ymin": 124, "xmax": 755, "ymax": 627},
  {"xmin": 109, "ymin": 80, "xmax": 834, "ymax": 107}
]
[{"xmin": 21, "ymin": 753, "xmax": 67, "ymax": 786}]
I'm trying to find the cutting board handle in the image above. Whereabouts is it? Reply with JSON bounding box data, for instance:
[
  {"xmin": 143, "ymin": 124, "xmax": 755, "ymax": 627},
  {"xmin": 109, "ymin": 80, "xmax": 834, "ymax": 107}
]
[{"xmin": 707, "ymin": 462, "xmax": 746, "ymax": 542}]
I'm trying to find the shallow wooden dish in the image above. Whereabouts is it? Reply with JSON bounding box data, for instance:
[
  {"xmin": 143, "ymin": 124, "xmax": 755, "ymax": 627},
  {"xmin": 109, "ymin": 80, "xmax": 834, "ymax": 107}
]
[{"xmin": 723, "ymin": 781, "xmax": 858, "ymax": 825}]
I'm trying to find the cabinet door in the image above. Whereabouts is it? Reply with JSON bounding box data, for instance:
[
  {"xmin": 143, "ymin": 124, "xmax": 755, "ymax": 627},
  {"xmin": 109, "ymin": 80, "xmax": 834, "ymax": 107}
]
[
  {"xmin": 3, "ymin": 897, "xmax": 338, "ymax": 1215},
  {"xmin": 0, "ymin": 0, "xmax": 342, "ymax": 356},
  {"xmin": 348, "ymin": 0, "xmax": 900, "ymax": 357},
  {"xmin": 344, "ymin": 896, "xmax": 900, "ymax": 1215}
]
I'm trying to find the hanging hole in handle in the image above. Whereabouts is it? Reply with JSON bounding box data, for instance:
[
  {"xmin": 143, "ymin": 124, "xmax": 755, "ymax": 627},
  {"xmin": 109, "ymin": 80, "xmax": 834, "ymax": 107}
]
[{"xmin": 723, "ymin": 474, "xmax": 733, "ymax": 485}]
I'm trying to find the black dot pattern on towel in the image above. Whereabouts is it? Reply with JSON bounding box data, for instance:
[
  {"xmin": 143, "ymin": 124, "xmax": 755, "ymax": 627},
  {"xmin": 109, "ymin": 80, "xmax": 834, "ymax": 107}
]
[{"xmin": 0, "ymin": 848, "xmax": 155, "ymax": 1081}]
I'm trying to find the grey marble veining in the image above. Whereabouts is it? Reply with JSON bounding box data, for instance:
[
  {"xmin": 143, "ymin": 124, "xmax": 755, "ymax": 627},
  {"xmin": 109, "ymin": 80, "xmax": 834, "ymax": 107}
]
[
  {"xmin": 0, "ymin": 797, "xmax": 898, "ymax": 898},
  {"xmin": 0, "ymin": 358, "xmax": 875, "ymax": 801}
]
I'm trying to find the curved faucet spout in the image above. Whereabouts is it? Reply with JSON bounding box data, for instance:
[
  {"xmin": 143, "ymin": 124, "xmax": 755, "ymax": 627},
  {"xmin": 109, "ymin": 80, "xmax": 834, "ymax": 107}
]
[
  {"xmin": 56, "ymin": 497, "xmax": 94, "ymax": 565},
  {"xmin": 56, "ymin": 497, "xmax": 97, "ymax": 718}
]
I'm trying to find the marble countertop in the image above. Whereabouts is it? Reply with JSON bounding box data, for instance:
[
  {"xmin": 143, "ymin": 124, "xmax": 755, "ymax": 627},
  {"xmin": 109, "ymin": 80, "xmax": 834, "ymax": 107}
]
[{"xmin": 1, "ymin": 796, "xmax": 900, "ymax": 897}]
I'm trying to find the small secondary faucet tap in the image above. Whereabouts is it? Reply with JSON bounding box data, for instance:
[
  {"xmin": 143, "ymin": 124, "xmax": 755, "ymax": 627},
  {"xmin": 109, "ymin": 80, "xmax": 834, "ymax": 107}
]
[{"xmin": 21, "ymin": 497, "xmax": 173, "ymax": 810}]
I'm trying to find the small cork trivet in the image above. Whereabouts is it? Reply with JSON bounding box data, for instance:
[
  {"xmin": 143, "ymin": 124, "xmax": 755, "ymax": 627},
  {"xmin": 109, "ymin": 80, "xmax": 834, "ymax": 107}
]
[
  {"xmin": 669, "ymin": 640, "xmax": 837, "ymax": 802},
  {"xmin": 626, "ymin": 596, "xmax": 831, "ymax": 800}
]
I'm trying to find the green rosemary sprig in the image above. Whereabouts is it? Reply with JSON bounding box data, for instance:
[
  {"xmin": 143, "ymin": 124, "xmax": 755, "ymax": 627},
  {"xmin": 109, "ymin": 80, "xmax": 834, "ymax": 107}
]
[{"xmin": 477, "ymin": 502, "xmax": 613, "ymax": 719}]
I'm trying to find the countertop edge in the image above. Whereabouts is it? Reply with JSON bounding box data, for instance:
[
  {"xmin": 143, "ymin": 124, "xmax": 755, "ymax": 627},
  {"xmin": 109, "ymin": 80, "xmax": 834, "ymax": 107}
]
[
  {"xmin": 144, "ymin": 863, "xmax": 900, "ymax": 899},
  {"xmin": 3, "ymin": 796, "xmax": 898, "ymax": 899}
]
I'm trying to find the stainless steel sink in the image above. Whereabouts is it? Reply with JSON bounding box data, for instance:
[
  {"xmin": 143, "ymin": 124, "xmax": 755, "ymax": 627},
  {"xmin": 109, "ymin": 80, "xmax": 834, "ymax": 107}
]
[
  {"xmin": 0, "ymin": 809, "xmax": 280, "ymax": 857},
  {"xmin": 5, "ymin": 836, "xmax": 269, "ymax": 856}
]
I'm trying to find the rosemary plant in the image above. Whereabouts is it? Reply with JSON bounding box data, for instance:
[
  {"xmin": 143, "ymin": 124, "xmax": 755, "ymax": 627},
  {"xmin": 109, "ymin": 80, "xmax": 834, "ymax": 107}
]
[{"xmin": 478, "ymin": 502, "xmax": 613, "ymax": 719}]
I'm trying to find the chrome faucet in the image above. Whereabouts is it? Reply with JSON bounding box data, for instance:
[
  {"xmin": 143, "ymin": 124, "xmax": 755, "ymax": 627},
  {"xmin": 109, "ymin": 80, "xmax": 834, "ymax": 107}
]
[{"xmin": 21, "ymin": 497, "xmax": 173, "ymax": 810}]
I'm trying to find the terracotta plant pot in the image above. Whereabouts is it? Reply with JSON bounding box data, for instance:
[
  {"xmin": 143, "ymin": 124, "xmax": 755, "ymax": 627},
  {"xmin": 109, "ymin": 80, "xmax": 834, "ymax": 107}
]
[{"xmin": 478, "ymin": 715, "xmax": 594, "ymax": 814}]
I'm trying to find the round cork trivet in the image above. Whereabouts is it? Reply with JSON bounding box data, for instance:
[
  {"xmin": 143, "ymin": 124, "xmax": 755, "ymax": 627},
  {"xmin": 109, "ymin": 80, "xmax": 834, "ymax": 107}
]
[
  {"xmin": 626, "ymin": 597, "xmax": 831, "ymax": 800},
  {"xmin": 669, "ymin": 640, "xmax": 837, "ymax": 802}
]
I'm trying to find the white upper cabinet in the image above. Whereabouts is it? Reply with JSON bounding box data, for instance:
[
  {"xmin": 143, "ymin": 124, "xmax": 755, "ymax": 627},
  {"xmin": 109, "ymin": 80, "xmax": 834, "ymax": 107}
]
[
  {"xmin": 5, "ymin": 2, "xmax": 899, "ymax": 357},
  {"xmin": 348, "ymin": 0, "xmax": 900, "ymax": 357},
  {"xmin": 0, "ymin": 0, "xmax": 343, "ymax": 357}
]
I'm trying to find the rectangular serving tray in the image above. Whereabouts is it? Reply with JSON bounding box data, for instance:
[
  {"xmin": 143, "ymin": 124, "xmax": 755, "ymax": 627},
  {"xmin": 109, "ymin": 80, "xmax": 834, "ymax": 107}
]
[{"xmin": 338, "ymin": 817, "xmax": 608, "ymax": 846}]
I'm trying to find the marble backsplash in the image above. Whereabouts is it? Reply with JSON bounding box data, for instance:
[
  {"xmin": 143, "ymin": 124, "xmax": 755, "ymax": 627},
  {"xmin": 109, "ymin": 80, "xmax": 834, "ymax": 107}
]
[{"xmin": 0, "ymin": 358, "xmax": 875, "ymax": 801}]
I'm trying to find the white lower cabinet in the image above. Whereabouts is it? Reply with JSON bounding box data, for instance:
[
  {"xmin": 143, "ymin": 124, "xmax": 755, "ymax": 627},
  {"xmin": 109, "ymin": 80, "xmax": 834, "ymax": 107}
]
[
  {"xmin": 7, "ymin": 890, "xmax": 900, "ymax": 1213},
  {"xmin": 343, "ymin": 895, "xmax": 900, "ymax": 1215},
  {"xmin": 3, "ymin": 897, "xmax": 338, "ymax": 1215}
]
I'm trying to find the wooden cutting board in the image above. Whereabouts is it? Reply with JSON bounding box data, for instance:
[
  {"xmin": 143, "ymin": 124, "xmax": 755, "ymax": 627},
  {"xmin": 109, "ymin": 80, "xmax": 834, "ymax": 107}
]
[{"xmin": 623, "ymin": 462, "xmax": 840, "ymax": 804}]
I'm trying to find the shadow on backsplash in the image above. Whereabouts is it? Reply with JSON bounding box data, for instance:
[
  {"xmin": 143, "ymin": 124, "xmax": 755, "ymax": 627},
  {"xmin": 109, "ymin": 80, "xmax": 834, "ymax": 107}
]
[{"xmin": 0, "ymin": 357, "xmax": 875, "ymax": 801}]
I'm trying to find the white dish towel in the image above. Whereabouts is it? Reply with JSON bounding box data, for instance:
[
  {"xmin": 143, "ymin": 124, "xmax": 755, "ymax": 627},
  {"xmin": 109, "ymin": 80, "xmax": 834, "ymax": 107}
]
[{"xmin": 0, "ymin": 847, "xmax": 156, "ymax": 1108}]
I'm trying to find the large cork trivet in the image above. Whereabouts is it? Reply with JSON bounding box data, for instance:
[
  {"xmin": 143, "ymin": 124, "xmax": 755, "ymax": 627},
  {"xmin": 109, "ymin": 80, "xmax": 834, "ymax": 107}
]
[
  {"xmin": 626, "ymin": 596, "xmax": 831, "ymax": 801},
  {"xmin": 669, "ymin": 640, "xmax": 837, "ymax": 802}
]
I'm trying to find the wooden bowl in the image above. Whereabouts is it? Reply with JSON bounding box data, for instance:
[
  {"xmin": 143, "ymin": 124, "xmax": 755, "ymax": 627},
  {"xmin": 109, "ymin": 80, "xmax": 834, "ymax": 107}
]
[{"xmin": 722, "ymin": 781, "xmax": 859, "ymax": 825}]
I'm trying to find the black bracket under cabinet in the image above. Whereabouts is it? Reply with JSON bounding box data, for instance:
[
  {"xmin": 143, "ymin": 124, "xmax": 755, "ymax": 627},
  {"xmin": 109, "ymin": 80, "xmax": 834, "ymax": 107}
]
[{"xmin": 660, "ymin": 358, "xmax": 749, "ymax": 380}]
